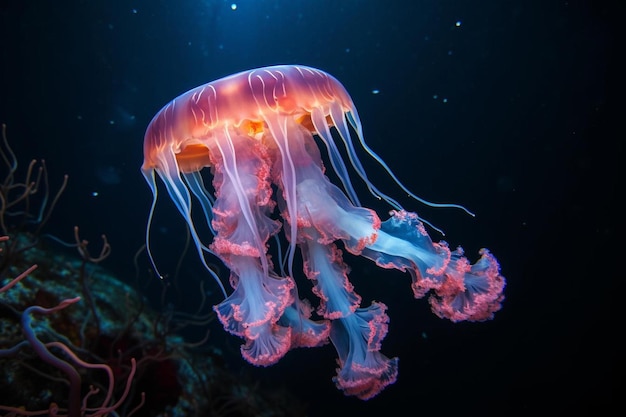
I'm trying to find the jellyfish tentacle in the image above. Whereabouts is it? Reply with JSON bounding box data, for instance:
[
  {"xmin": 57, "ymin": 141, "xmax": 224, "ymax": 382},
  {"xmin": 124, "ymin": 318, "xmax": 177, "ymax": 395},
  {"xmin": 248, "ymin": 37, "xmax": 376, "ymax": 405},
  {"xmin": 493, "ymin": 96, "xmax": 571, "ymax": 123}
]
[
  {"xmin": 363, "ymin": 211, "xmax": 506, "ymax": 322},
  {"xmin": 310, "ymin": 106, "xmax": 361, "ymax": 206},
  {"xmin": 264, "ymin": 116, "xmax": 300, "ymax": 280},
  {"xmin": 207, "ymin": 126, "xmax": 296, "ymax": 365},
  {"xmin": 330, "ymin": 303, "xmax": 399, "ymax": 400}
]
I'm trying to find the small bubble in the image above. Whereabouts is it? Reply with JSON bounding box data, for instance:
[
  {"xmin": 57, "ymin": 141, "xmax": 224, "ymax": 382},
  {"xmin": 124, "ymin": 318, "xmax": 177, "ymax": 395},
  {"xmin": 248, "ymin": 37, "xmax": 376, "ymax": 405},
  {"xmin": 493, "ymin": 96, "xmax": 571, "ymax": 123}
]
[
  {"xmin": 231, "ymin": 3, "xmax": 237, "ymax": 10},
  {"xmin": 371, "ymin": 89, "xmax": 380, "ymax": 95},
  {"xmin": 455, "ymin": 20, "xmax": 462, "ymax": 27}
]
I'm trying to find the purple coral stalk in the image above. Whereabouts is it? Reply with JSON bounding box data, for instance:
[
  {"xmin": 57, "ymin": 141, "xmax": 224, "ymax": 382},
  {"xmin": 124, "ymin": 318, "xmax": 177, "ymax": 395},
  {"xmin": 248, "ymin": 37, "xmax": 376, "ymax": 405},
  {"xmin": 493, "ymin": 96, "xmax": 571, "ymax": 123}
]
[{"xmin": 21, "ymin": 297, "xmax": 82, "ymax": 417}]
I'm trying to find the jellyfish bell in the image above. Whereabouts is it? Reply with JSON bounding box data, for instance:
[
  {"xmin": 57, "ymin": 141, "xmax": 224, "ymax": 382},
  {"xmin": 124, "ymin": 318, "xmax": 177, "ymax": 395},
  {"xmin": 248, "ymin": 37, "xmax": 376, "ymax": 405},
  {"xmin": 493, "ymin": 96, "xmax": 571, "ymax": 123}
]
[{"xmin": 141, "ymin": 64, "xmax": 505, "ymax": 399}]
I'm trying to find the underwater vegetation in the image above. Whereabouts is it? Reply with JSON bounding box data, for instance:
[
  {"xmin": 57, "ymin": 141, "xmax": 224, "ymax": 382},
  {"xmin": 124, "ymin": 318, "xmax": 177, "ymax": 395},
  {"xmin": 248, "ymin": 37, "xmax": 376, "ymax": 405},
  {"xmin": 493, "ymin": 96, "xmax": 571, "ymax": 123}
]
[{"xmin": 0, "ymin": 124, "xmax": 306, "ymax": 417}]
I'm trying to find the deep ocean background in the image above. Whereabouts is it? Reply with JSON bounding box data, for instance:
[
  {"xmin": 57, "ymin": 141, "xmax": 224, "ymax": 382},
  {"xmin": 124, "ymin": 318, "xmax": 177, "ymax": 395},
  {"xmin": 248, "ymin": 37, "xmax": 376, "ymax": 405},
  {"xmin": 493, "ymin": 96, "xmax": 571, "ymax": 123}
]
[{"xmin": 0, "ymin": 1, "xmax": 618, "ymax": 415}]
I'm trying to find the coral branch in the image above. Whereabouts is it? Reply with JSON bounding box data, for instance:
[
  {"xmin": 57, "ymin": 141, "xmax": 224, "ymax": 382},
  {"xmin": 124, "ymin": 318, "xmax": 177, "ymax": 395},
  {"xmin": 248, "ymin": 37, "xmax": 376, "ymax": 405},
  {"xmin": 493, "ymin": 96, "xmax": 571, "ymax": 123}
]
[
  {"xmin": 0, "ymin": 263, "xmax": 37, "ymax": 292},
  {"xmin": 73, "ymin": 226, "xmax": 111, "ymax": 264},
  {"xmin": 21, "ymin": 299, "xmax": 83, "ymax": 417}
]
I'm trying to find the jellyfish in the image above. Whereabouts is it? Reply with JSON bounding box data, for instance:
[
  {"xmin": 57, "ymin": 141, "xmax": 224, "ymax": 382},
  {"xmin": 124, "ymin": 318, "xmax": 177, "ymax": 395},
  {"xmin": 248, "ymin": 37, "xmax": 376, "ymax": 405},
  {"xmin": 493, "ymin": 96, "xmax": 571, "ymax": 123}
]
[{"xmin": 141, "ymin": 65, "xmax": 505, "ymax": 400}]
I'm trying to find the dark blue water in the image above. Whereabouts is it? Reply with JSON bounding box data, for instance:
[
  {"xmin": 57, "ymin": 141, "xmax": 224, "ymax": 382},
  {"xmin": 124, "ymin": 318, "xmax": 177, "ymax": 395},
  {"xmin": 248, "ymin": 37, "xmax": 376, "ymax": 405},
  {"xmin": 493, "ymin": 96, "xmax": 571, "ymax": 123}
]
[{"xmin": 0, "ymin": 1, "xmax": 617, "ymax": 415}]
